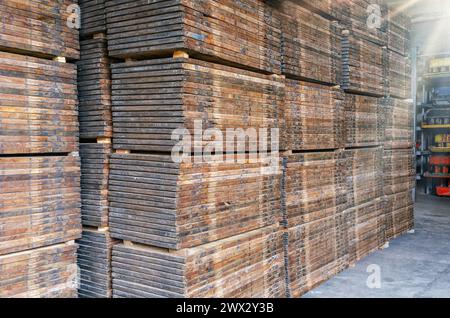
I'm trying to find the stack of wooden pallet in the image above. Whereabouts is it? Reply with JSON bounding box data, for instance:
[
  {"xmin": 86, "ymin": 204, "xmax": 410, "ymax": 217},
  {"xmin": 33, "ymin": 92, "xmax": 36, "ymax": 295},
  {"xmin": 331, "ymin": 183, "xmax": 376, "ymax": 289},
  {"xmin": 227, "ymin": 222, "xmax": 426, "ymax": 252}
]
[
  {"xmin": 282, "ymin": 80, "xmax": 344, "ymax": 150},
  {"xmin": 76, "ymin": 0, "xmax": 116, "ymax": 298},
  {"xmin": 0, "ymin": 0, "xmax": 79, "ymax": 60},
  {"xmin": 382, "ymin": 6, "xmax": 414, "ymax": 240},
  {"xmin": 344, "ymin": 94, "xmax": 382, "ymax": 147},
  {"xmin": 0, "ymin": 0, "xmax": 81, "ymax": 298},
  {"xmin": 381, "ymin": 98, "xmax": 414, "ymax": 150},
  {"xmin": 283, "ymin": 151, "xmax": 350, "ymax": 297},
  {"xmin": 279, "ymin": 0, "xmax": 341, "ymax": 84},
  {"xmin": 110, "ymin": 58, "xmax": 284, "ymax": 153},
  {"xmin": 105, "ymin": 0, "xmax": 281, "ymax": 74},
  {"xmin": 77, "ymin": 37, "xmax": 112, "ymax": 139},
  {"xmin": 112, "ymin": 225, "xmax": 286, "ymax": 298}
]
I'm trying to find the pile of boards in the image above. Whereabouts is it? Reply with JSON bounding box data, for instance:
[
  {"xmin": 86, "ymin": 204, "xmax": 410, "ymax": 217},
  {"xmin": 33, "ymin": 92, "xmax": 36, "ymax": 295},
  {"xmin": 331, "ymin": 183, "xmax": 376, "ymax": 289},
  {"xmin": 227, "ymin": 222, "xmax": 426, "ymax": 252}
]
[
  {"xmin": 73, "ymin": 0, "xmax": 416, "ymax": 299},
  {"xmin": 0, "ymin": 0, "xmax": 81, "ymax": 298}
]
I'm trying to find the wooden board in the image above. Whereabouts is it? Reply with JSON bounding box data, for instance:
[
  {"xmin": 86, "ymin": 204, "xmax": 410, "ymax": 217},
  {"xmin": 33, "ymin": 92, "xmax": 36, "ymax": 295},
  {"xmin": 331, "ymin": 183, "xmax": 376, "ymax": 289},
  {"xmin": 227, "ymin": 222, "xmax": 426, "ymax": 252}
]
[
  {"xmin": 0, "ymin": 51, "xmax": 78, "ymax": 155},
  {"xmin": 286, "ymin": 211, "xmax": 352, "ymax": 297},
  {"xmin": 108, "ymin": 153, "xmax": 282, "ymax": 250},
  {"xmin": 282, "ymin": 79, "xmax": 344, "ymax": 151},
  {"xmin": 341, "ymin": 33, "xmax": 386, "ymax": 96},
  {"xmin": 111, "ymin": 57, "xmax": 284, "ymax": 152},
  {"xmin": 105, "ymin": 0, "xmax": 281, "ymax": 74},
  {"xmin": 0, "ymin": 155, "xmax": 81, "ymax": 256},
  {"xmin": 381, "ymin": 97, "xmax": 414, "ymax": 150},
  {"xmin": 340, "ymin": 0, "xmax": 388, "ymax": 46},
  {"xmin": 346, "ymin": 197, "xmax": 385, "ymax": 264},
  {"xmin": 385, "ymin": 50, "xmax": 411, "ymax": 99},
  {"xmin": 386, "ymin": 7, "xmax": 411, "ymax": 56},
  {"xmin": 384, "ymin": 189, "xmax": 414, "ymax": 241},
  {"xmin": 293, "ymin": 0, "xmax": 342, "ymax": 20},
  {"xmin": 0, "ymin": 242, "xmax": 78, "ymax": 298},
  {"xmin": 79, "ymin": 0, "xmax": 107, "ymax": 37},
  {"xmin": 78, "ymin": 38, "xmax": 112, "ymax": 139},
  {"xmin": 283, "ymin": 151, "xmax": 348, "ymax": 228},
  {"xmin": 344, "ymin": 93, "xmax": 382, "ymax": 148},
  {"xmin": 77, "ymin": 229, "xmax": 118, "ymax": 298},
  {"xmin": 80, "ymin": 143, "xmax": 111, "ymax": 227},
  {"xmin": 278, "ymin": 0, "xmax": 341, "ymax": 84},
  {"xmin": 0, "ymin": 0, "xmax": 79, "ymax": 60},
  {"xmin": 383, "ymin": 148, "xmax": 415, "ymax": 196},
  {"xmin": 111, "ymin": 225, "xmax": 286, "ymax": 298},
  {"xmin": 345, "ymin": 147, "xmax": 383, "ymax": 207}
]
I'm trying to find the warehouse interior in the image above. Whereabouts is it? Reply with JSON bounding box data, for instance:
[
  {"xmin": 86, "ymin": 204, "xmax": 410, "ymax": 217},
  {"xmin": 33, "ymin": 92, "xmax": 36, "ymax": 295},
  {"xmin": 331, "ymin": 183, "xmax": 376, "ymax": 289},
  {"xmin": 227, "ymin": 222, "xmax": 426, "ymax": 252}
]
[{"xmin": 0, "ymin": 0, "xmax": 448, "ymax": 299}]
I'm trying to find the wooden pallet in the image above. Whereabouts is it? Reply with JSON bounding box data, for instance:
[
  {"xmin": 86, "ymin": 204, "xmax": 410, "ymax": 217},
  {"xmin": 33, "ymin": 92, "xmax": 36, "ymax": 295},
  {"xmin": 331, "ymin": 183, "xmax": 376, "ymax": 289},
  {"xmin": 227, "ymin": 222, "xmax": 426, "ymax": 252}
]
[
  {"xmin": 77, "ymin": 228, "xmax": 118, "ymax": 298},
  {"xmin": 381, "ymin": 98, "xmax": 414, "ymax": 150},
  {"xmin": 344, "ymin": 93, "xmax": 382, "ymax": 148},
  {"xmin": 0, "ymin": 155, "xmax": 81, "ymax": 256},
  {"xmin": 279, "ymin": 0, "xmax": 341, "ymax": 84},
  {"xmin": 0, "ymin": 0, "xmax": 79, "ymax": 60},
  {"xmin": 286, "ymin": 211, "xmax": 352, "ymax": 298},
  {"xmin": 111, "ymin": 225, "xmax": 286, "ymax": 298},
  {"xmin": 111, "ymin": 57, "xmax": 284, "ymax": 152},
  {"xmin": 78, "ymin": 38, "xmax": 112, "ymax": 139},
  {"xmin": 105, "ymin": 0, "xmax": 281, "ymax": 74},
  {"xmin": 345, "ymin": 147, "xmax": 383, "ymax": 207},
  {"xmin": 0, "ymin": 241, "xmax": 78, "ymax": 298},
  {"xmin": 384, "ymin": 189, "xmax": 414, "ymax": 241},
  {"xmin": 386, "ymin": 7, "xmax": 411, "ymax": 56},
  {"xmin": 385, "ymin": 50, "xmax": 412, "ymax": 99},
  {"xmin": 341, "ymin": 33, "xmax": 386, "ymax": 96},
  {"xmin": 383, "ymin": 148, "xmax": 415, "ymax": 196},
  {"xmin": 108, "ymin": 152, "xmax": 282, "ymax": 250},
  {"xmin": 282, "ymin": 79, "xmax": 344, "ymax": 151},
  {"xmin": 80, "ymin": 142, "xmax": 111, "ymax": 228},
  {"xmin": 283, "ymin": 151, "xmax": 348, "ymax": 228},
  {"xmin": 346, "ymin": 197, "xmax": 385, "ymax": 263},
  {"xmin": 79, "ymin": 0, "xmax": 107, "ymax": 37},
  {"xmin": 0, "ymin": 51, "xmax": 78, "ymax": 155}
]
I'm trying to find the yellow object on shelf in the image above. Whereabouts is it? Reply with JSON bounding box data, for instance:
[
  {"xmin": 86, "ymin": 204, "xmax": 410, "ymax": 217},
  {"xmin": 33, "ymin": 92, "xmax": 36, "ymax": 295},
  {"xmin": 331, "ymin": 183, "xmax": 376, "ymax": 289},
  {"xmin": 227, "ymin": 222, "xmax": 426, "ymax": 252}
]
[{"xmin": 422, "ymin": 124, "xmax": 450, "ymax": 129}]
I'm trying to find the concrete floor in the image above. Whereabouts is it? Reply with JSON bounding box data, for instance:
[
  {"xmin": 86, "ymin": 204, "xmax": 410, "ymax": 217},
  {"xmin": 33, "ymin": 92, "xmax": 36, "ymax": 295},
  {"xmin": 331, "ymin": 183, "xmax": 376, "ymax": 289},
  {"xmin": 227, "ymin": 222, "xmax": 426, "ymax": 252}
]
[{"xmin": 304, "ymin": 194, "xmax": 450, "ymax": 298}]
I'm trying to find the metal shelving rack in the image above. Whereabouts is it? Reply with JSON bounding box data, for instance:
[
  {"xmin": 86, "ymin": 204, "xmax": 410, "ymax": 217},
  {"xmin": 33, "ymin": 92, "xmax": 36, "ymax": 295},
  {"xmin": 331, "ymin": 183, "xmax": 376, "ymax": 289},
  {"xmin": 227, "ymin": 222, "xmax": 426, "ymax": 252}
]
[{"xmin": 416, "ymin": 54, "xmax": 450, "ymax": 195}]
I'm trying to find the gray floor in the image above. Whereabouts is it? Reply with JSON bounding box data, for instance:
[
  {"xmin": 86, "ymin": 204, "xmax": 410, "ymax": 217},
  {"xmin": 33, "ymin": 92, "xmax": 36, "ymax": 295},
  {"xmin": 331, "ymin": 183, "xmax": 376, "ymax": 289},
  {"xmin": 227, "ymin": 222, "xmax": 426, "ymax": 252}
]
[{"xmin": 304, "ymin": 193, "xmax": 450, "ymax": 298}]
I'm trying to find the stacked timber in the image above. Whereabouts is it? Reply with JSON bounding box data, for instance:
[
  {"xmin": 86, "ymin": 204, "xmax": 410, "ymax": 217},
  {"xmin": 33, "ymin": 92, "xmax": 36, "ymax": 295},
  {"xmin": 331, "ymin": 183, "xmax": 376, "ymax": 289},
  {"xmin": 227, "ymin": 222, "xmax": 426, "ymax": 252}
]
[
  {"xmin": 112, "ymin": 225, "xmax": 286, "ymax": 298},
  {"xmin": 346, "ymin": 197, "xmax": 385, "ymax": 263},
  {"xmin": 279, "ymin": 0, "xmax": 341, "ymax": 84},
  {"xmin": 384, "ymin": 190, "xmax": 414, "ymax": 241},
  {"xmin": 0, "ymin": 0, "xmax": 79, "ymax": 60},
  {"xmin": 282, "ymin": 79, "xmax": 344, "ymax": 150},
  {"xmin": 0, "ymin": 242, "xmax": 78, "ymax": 298},
  {"xmin": 341, "ymin": 32, "xmax": 385, "ymax": 96},
  {"xmin": 77, "ymin": 0, "xmax": 115, "ymax": 298},
  {"xmin": 383, "ymin": 148, "xmax": 415, "ymax": 196},
  {"xmin": 286, "ymin": 211, "xmax": 352, "ymax": 297},
  {"xmin": 385, "ymin": 50, "xmax": 411, "ymax": 99},
  {"xmin": 339, "ymin": 0, "xmax": 387, "ymax": 45},
  {"xmin": 77, "ymin": 38, "xmax": 112, "ymax": 139},
  {"xmin": 283, "ymin": 151, "xmax": 350, "ymax": 297},
  {"xmin": 0, "ymin": 0, "xmax": 81, "ymax": 298},
  {"xmin": 0, "ymin": 51, "xmax": 78, "ymax": 154},
  {"xmin": 110, "ymin": 57, "xmax": 284, "ymax": 152},
  {"xmin": 345, "ymin": 147, "xmax": 383, "ymax": 207},
  {"xmin": 105, "ymin": 0, "xmax": 281, "ymax": 74},
  {"xmin": 0, "ymin": 155, "xmax": 81, "ymax": 256},
  {"xmin": 386, "ymin": 8, "xmax": 411, "ymax": 56},
  {"xmin": 108, "ymin": 153, "xmax": 282, "ymax": 250},
  {"xmin": 77, "ymin": 229, "xmax": 118, "ymax": 298},
  {"xmin": 381, "ymin": 98, "xmax": 414, "ymax": 150},
  {"xmin": 344, "ymin": 94, "xmax": 382, "ymax": 148},
  {"xmin": 79, "ymin": 143, "xmax": 111, "ymax": 227},
  {"xmin": 79, "ymin": 0, "xmax": 107, "ymax": 37},
  {"xmin": 294, "ymin": 0, "xmax": 342, "ymax": 20}
]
